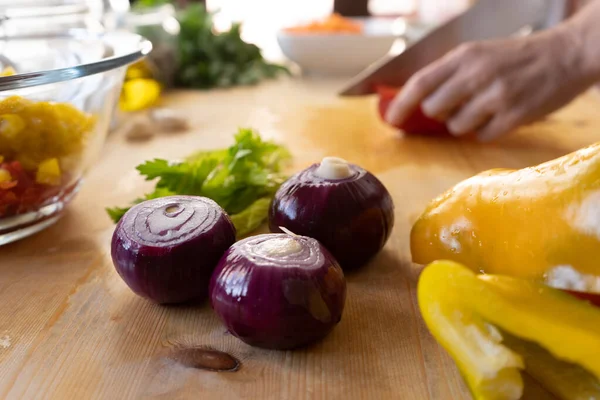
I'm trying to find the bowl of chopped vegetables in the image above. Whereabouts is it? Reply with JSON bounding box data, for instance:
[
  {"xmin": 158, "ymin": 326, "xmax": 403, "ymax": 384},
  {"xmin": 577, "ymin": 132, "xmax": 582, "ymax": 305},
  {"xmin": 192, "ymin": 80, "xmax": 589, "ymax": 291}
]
[
  {"xmin": 277, "ymin": 14, "xmax": 400, "ymax": 76},
  {"xmin": 0, "ymin": 30, "xmax": 151, "ymax": 245}
]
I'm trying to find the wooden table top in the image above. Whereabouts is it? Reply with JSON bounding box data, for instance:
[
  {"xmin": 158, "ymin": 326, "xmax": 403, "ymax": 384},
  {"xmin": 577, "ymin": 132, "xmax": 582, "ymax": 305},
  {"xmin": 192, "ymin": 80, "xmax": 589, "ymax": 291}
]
[{"xmin": 1, "ymin": 78, "xmax": 599, "ymax": 400}]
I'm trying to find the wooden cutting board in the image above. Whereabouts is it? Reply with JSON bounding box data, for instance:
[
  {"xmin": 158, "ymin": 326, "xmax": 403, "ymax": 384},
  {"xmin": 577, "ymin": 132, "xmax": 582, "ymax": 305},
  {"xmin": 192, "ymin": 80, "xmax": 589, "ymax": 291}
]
[{"xmin": 1, "ymin": 79, "xmax": 599, "ymax": 400}]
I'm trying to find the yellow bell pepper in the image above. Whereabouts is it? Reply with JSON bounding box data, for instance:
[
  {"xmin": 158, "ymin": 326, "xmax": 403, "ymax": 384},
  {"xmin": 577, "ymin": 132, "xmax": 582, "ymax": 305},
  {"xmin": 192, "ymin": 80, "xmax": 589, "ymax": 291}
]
[
  {"xmin": 118, "ymin": 60, "xmax": 162, "ymax": 112},
  {"xmin": 125, "ymin": 60, "xmax": 155, "ymax": 80},
  {"xmin": 119, "ymin": 78, "xmax": 161, "ymax": 112},
  {"xmin": 418, "ymin": 260, "xmax": 600, "ymax": 399},
  {"xmin": 0, "ymin": 67, "xmax": 16, "ymax": 77},
  {"xmin": 411, "ymin": 142, "xmax": 600, "ymax": 287}
]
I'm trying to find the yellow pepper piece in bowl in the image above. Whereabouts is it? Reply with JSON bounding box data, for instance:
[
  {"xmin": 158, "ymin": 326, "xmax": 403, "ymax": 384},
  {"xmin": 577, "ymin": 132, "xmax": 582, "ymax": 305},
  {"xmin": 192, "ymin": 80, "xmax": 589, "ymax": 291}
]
[
  {"xmin": 418, "ymin": 260, "xmax": 600, "ymax": 399},
  {"xmin": 411, "ymin": 142, "xmax": 600, "ymax": 288},
  {"xmin": 0, "ymin": 167, "xmax": 11, "ymax": 184},
  {"xmin": 36, "ymin": 158, "xmax": 61, "ymax": 186},
  {"xmin": 0, "ymin": 114, "xmax": 26, "ymax": 140},
  {"xmin": 0, "ymin": 96, "xmax": 95, "ymax": 171}
]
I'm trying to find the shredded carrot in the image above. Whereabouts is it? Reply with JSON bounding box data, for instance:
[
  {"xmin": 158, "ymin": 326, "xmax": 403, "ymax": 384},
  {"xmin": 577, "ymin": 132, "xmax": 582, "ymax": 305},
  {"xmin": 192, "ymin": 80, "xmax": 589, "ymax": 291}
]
[{"xmin": 284, "ymin": 13, "xmax": 363, "ymax": 34}]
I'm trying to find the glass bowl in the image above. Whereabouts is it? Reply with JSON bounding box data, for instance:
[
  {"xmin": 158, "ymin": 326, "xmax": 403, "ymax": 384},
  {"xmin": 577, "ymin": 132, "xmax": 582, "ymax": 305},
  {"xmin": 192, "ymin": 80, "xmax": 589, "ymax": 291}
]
[{"xmin": 0, "ymin": 29, "xmax": 151, "ymax": 245}]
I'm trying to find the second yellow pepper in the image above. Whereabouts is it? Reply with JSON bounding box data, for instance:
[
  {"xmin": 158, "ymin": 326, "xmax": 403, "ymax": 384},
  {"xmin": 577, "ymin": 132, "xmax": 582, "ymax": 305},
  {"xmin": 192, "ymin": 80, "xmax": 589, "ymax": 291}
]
[{"xmin": 419, "ymin": 260, "xmax": 600, "ymax": 399}]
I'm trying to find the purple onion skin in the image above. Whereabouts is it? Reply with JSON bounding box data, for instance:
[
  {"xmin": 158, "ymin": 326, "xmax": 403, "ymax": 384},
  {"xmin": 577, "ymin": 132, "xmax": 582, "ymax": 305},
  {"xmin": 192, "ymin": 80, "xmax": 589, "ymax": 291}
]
[
  {"xmin": 268, "ymin": 163, "xmax": 394, "ymax": 270},
  {"xmin": 209, "ymin": 233, "xmax": 346, "ymax": 350},
  {"xmin": 111, "ymin": 195, "xmax": 236, "ymax": 305}
]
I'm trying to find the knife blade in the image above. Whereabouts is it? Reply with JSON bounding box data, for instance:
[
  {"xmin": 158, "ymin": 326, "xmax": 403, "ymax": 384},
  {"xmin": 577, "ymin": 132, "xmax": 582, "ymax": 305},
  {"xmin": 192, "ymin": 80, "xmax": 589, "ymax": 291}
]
[{"xmin": 338, "ymin": 0, "xmax": 551, "ymax": 96}]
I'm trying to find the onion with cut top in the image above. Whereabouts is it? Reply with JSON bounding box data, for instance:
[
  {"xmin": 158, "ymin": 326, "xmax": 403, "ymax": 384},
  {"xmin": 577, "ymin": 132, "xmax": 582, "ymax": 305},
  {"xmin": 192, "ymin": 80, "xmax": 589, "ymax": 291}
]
[
  {"xmin": 209, "ymin": 232, "xmax": 346, "ymax": 350},
  {"xmin": 269, "ymin": 157, "xmax": 394, "ymax": 270},
  {"xmin": 111, "ymin": 195, "xmax": 236, "ymax": 304}
]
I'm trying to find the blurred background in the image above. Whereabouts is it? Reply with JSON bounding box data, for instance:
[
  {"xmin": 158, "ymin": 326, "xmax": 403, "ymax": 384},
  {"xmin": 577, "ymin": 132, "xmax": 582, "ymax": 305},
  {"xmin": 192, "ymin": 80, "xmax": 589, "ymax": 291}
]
[
  {"xmin": 124, "ymin": 0, "xmax": 471, "ymax": 60},
  {"xmin": 0, "ymin": 0, "xmax": 572, "ymax": 243},
  {"xmin": 0, "ymin": 0, "xmax": 477, "ymax": 112}
]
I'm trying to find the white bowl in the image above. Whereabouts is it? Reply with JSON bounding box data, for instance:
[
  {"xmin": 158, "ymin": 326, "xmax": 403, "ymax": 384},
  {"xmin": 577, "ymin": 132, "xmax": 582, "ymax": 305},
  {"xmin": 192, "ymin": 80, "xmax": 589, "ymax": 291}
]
[{"xmin": 276, "ymin": 17, "xmax": 400, "ymax": 77}]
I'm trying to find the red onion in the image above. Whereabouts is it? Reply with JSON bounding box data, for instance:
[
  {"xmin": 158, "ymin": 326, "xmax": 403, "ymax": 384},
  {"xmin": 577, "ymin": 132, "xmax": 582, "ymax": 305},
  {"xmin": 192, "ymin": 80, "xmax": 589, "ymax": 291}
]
[
  {"xmin": 269, "ymin": 157, "xmax": 394, "ymax": 270},
  {"xmin": 209, "ymin": 232, "xmax": 346, "ymax": 350},
  {"xmin": 111, "ymin": 195, "xmax": 236, "ymax": 304}
]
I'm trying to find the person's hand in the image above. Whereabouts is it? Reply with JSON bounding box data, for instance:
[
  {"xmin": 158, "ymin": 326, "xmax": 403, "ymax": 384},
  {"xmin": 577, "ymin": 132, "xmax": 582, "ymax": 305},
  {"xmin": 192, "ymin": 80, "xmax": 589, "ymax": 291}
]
[{"xmin": 384, "ymin": 27, "xmax": 594, "ymax": 141}]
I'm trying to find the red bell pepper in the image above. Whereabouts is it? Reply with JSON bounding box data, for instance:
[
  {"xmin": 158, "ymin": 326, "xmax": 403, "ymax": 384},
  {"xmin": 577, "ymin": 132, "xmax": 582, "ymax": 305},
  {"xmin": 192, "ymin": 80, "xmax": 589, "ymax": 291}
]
[
  {"xmin": 564, "ymin": 290, "xmax": 600, "ymax": 307},
  {"xmin": 375, "ymin": 85, "xmax": 452, "ymax": 136}
]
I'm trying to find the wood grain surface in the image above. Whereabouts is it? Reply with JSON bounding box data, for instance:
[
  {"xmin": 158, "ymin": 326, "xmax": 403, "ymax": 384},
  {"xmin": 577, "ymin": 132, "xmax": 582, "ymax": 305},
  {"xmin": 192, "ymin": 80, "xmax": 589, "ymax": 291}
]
[{"xmin": 1, "ymin": 78, "xmax": 599, "ymax": 400}]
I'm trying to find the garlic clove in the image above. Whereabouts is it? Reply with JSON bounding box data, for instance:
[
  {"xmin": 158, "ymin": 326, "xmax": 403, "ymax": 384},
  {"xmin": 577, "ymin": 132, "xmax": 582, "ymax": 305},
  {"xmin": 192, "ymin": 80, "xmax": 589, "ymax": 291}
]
[
  {"xmin": 125, "ymin": 118, "xmax": 155, "ymax": 141},
  {"xmin": 149, "ymin": 108, "xmax": 189, "ymax": 133}
]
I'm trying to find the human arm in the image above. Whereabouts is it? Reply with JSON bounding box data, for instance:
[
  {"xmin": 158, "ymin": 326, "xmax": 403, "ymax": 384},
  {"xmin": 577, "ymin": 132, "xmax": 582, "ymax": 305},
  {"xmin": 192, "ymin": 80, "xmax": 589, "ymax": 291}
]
[{"xmin": 385, "ymin": 0, "xmax": 600, "ymax": 141}]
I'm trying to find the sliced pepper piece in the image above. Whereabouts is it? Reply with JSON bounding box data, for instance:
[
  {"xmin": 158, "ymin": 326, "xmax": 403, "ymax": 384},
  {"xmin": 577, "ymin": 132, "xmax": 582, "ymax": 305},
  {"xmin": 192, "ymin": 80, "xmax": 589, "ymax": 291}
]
[{"xmin": 418, "ymin": 260, "xmax": 600, "ymax": 399}]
